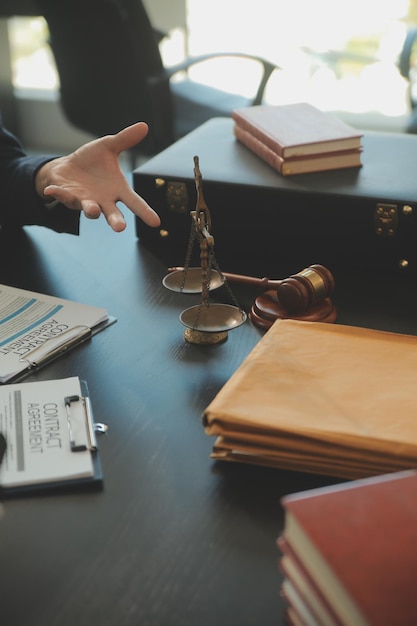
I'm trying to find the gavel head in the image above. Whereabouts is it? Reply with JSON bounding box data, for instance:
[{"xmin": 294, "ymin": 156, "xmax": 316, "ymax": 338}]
[{"xmin": 276, "ymin": 264, "xmax": 335, "ymax": 314}]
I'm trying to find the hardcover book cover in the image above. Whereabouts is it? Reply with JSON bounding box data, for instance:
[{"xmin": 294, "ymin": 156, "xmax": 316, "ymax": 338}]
[
  {"xmin": 279, "ymin": 470, "xmax": 417, "ymax": 626},
  {"xmin": 232, "ymin": 102, "xmax": 363, "ymax": 158},
  {"xmin": 233, "ymin": 123, "xmax": 362, "ymax": 175}
]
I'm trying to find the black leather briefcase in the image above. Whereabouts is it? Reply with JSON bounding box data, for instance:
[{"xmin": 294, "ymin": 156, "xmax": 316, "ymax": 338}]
[{"xmin": 133, "ymin": 117, "xmax": 417, "ymax": 277}]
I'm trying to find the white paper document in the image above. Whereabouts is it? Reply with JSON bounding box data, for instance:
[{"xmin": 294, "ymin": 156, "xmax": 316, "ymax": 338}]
[
  {"xmin": 0, "ymin": 284, "xmax": 112, "ymax": 383},
  {"xmin": 0, "ymin": 377, "xmax": 95, "ymax": 489}
]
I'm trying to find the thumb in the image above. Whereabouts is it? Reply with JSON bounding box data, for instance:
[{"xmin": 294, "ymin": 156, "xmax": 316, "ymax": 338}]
[{"xmin": 109, "ymin": 122, "xmax": 149, "ymax": 154}]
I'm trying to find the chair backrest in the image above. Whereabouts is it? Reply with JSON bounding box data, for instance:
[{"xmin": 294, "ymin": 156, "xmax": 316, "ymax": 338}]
[{"xmin": 36, "ymin": 0, "xmax": 175, "ymax": 153}]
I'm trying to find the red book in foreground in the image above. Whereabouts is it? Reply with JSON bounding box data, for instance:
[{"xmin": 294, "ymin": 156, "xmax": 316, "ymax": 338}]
[
  {"xmin": 279, "ymin": 469, "xmax": 417, "ymax": 626},
  {"xmin": 233, "ymin": 123, "xmax": 362, "ymax": 175}
]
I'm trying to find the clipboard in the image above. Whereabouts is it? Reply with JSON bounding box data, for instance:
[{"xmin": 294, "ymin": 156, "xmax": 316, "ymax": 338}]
[
  {"xmin": 9, "ymin": 317, "xmax": 117, "ymax": 384},
  {"xmin": 0, "ymin": 378, "xmax": 106, "ymax": 496},
  {"xmin": 0, "ymin": 283, "xmax": 116, "ymax": 384}
]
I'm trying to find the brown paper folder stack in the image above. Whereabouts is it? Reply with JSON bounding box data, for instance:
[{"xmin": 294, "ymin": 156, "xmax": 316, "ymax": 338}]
[{"xmin": 202, "ymin": 319, "xmax": 417, "ymax": 479}]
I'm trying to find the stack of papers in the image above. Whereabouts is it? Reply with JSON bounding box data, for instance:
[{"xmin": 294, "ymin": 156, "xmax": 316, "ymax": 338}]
[{"xmin": 203, "ymin": 319, "xmax": 417, "ymax": 479}]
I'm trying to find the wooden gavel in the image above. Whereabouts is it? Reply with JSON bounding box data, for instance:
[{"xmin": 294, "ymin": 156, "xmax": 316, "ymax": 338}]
[
  {"xmin": 218, "ymin": 264, "xmax": 335, "ymax": 314},
  {"xmin": 167, "ymin": 264, "xmax": 336, "ymax": 323}
]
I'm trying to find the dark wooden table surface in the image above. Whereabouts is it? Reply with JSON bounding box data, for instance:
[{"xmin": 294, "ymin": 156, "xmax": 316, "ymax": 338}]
[{"xmin": 0, "ymin": 208, "xmax": 416, "ymax": 626}]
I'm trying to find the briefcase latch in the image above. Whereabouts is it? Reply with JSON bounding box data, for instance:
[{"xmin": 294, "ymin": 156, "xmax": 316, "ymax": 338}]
[
  {"xmin": 374, "ymin": 203, "xmax": 398, "ymax": 236},
  {"xmin": 166, "ymin": 181, "xmax": 188, "ymax": 214}
]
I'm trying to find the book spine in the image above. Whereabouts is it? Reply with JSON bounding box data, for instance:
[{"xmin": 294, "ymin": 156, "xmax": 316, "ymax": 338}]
[
  {"xmin": 233, "ymin": 124, "xmax": 285, "ymax": 173},
  {"xmin": 232, "ymin": 110, "xmax": 286, "ymax": 156},
  {"xmin": 278, "ymin": 536, "xmax": 345, "ymax": 626}
]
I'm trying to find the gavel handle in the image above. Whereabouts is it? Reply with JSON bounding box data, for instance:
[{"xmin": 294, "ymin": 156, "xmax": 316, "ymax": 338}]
[{"xmin": 168, "ymin": 267, "xmax": 280, "ymax": 288}]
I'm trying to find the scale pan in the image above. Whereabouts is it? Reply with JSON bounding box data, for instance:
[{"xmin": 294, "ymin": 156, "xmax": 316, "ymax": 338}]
[
  {"xmin": 163, "ymin": 268, "xmax": 224, "ymax": 293},
  {"xmin": 180, "ymin": 304, "xmax": 247, "ymax": 332}
]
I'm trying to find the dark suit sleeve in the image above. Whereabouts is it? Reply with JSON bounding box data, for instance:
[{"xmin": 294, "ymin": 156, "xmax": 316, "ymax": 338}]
[{"xmin": 0, "ymin": 122, "xmax": 80, "ymax": 234}]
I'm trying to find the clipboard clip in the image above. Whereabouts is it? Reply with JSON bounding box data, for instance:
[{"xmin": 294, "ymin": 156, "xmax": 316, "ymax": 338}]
[
  {"xmin": 64, "ymin": 394, "xmax": 108, "ymax": 453},
  {"xmin": 19, "ymin": 325, "xmax": 92, "ymax": 369}
]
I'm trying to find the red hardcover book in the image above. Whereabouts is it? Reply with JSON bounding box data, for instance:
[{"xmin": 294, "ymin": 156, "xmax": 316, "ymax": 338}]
[
  {"xmin": 231, "ymin": 102, "xmax": 362, "ymax": 158},
  {"xmin": 279, "ymin": 469, "xmax": 417, "ymax": 626},
  {"xmin": 233, "ymin": 123, "xmax": 362, "ymax": 175}
]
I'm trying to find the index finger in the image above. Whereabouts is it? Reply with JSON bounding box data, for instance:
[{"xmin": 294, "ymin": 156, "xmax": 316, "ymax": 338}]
[{"xmin": 121, "ymin": 187, "xmax": 161, "ymax": 227}]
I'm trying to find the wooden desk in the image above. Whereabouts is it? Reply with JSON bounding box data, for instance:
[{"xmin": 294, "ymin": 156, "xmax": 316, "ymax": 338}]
[{"xmin": 0, "ymin": 210, "xmax": 416, "ymax": 626}]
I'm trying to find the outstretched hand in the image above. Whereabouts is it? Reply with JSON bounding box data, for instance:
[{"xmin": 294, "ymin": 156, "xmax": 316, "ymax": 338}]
[{"xmin": 35, "ymin": 122, "xmax": 160, "ymax": 232}]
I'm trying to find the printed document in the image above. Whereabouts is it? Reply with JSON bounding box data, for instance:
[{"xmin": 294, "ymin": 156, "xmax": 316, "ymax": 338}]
[
  {"xmin": 0, "ymin": 377, "xmax": 94, "ymax": 488},
  {"xmin": 0, "ymin": 284, "xmax": 110, "ymax": 383}
]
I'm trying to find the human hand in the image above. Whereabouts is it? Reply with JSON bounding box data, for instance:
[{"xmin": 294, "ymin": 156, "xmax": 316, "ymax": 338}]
[{"xmin": 35, "ymin": 122, "xmax": 160, "ymax": 232}]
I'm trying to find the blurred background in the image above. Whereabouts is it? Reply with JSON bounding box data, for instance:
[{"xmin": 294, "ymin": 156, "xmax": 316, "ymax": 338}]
[{"xmin": 2, "ymin": 0, "xmax": 417, "ymax": 152}]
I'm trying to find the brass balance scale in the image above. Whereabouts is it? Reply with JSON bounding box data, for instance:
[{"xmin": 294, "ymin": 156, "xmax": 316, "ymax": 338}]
[{"xmin": 162, "ymin": 156, "xmax": 247, "ymax": 345}]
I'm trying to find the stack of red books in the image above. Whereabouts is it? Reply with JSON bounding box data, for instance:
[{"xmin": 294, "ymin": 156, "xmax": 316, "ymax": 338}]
[
  {"xmin": 232, "ymin": 102, "xmax": 363, "ymax": 175},
  {"xmin": 278, "ymin": 469, "xmax": 417, "ymax": 625}
]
